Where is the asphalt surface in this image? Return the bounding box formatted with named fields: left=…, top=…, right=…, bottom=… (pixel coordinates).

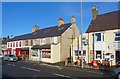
left=2, top=60, right=115, bottom=79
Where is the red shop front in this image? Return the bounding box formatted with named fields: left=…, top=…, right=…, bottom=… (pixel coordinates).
left=16, top=48, right=22, bottom=56
left=7, top=48, right=12, bottom=54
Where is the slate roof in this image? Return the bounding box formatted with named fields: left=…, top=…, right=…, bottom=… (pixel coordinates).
left=2, top=39, right=10, bottom=44
left=86, top=10, right=120, bottom=33
left=9, top=23, right=72, bottom=42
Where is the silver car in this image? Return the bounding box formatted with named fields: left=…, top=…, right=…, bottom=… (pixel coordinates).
left=3, top=54, right=18, bottom=61
left=113, top=61, right=120, bottom=79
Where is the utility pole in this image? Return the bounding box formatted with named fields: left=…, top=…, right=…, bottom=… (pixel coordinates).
left=80, top=0, right=84, bottom=69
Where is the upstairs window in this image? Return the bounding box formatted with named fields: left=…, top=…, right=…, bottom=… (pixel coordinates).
left=8, top=43, right=9, bottom=47
left=25, top=40, right=28, bottom=46
left=115, top=32, right=120, bottom=41
left=51, top=37, right=57, bottom=44
left=31, top=40, right=33, bottom=46
left=16, top=42, right=18, bottom=47
left=40, top=38, right=45, bottom=44
left=11, top=43, right=12, bottom=47
left=95, top=33, right=101, bottom=41
left=19, top=41, right=21, bottom=47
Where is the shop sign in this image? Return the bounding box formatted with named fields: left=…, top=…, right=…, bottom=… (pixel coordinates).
left=42, top=49, right=51, bottom=52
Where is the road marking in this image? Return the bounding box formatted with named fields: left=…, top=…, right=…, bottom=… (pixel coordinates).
left=7, top=64, right=11, bottom=65
left=26, top=67, right=40, bottom=72
left=7, top=64, right=15, bottom=66
left=21, top=66, right=26, bottom=69
left=53, top=73, right=76, bottom=78
left=12, top=64, right=15, bottom=66
left=21, top=66, right=40, bottom=72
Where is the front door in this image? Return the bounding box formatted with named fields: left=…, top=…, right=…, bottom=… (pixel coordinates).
left=116, top=51, right=120, bottom=63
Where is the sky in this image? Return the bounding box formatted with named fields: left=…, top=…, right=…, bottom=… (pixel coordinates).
left=2, top=2, right=119, bottom=37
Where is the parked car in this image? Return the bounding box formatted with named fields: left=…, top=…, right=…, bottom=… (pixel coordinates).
left=113, top=61, right=120, bottom=79
left=3, top=54, right=18, bottom=62
left=0, top=54, right=4, bottom=59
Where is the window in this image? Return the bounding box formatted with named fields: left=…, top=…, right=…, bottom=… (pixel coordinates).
left=42, top=52, right=51, bottom=58
left=31, top=40, right=33, bottom=46
left=16, top=42, right=18, bottom=47
left=115, top=32, right=120, bottom=41
left=96, top=51, right=102, bottom=59
left=32, top=49, right=38, bottom=57
left=40, top=38, right=45, bottom=44
left=25, top=40, right=28, bottom=46
left=8, top=43, right=9, bottom=47
left=19, top=41, right=21, bottom=47
left=95, top=33, right=101, bottom=41
left=11, top=43, right=12, bottom=47
left=51, top=37, right=57, bottom=44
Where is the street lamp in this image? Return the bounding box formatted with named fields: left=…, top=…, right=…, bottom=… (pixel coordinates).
left=80, top=0, right=84, bottom=69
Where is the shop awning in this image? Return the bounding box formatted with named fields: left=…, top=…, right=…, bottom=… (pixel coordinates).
left=31, top=44, right=51, bottom=49
left=20, top=47, right=29, bottom=51
left=31, top=45, right=41, bottom=49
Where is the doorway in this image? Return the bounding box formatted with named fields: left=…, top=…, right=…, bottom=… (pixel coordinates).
left=116, top=51, right=120, bottom=63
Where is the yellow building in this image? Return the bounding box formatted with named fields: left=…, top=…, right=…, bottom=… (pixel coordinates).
left=72, top=5, right=120, bottom=66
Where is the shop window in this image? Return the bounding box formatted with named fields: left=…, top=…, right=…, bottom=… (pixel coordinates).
left=75, top=50, right=86, bottom=56
left=32, top=49, right=38, bottom=57
left=96, top=51, right=102, bottom=59
left=115, top=32, right=120, bottom=41
left=42, top=52, right=51, bottom=58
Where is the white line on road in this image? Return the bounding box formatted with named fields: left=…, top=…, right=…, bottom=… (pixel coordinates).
left=21, top=66, right=26, bottom=69
left=53, top=73, right=77, bottom=79
left=26, top=67, right=40, bottom=72
left=21, top=66, right=40, bottom=72
left=7, top=64, right=15, bottom=66
left=7, top=64, right=12, bottom=65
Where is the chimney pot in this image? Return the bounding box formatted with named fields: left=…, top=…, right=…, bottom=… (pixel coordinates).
left=58, top=18, right=64, bottom=27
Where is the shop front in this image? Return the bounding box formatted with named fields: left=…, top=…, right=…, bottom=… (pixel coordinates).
left=7, top=48, right=12, bottom=54
left=31, top=44, right=51, bottom=62
left=15, top=48, right=22, bottom=56
left=20, top=47, right=29, bottom=60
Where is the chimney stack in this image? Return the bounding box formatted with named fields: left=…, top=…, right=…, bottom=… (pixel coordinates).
left=92, top=5, right=98, bottom=20
left=58, top=18, right=64, bottom=27
left=32, top=25, right=39, bottom=32
left=71, top=16, right=76, bottom=24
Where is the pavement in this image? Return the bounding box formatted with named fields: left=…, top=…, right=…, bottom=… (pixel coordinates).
left=22, top=60, right=114, bottom=76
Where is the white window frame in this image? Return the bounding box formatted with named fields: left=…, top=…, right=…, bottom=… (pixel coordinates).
left=51, top=37, right=57, bottom=44
left=114, top=32, right=120, bottom=42
left=40, top=38, right=45, bottom=44
left=94, top=32, right=104, bottom=42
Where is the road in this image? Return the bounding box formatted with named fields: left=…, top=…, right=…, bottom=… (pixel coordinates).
left=2, top=60, right=114, bottom=79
